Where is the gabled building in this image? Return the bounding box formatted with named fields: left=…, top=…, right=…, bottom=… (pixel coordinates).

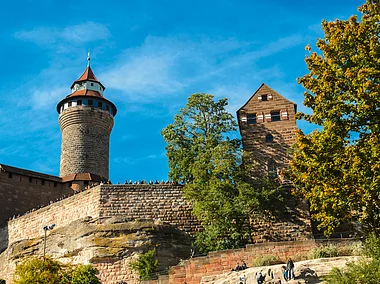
left=237, top=83, right=297, bottom=180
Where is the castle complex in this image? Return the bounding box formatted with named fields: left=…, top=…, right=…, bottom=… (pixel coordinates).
left=0, top=59, right=312, bottom=283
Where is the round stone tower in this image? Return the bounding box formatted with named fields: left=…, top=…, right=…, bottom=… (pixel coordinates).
left=57, top=56, right=117, bottom=181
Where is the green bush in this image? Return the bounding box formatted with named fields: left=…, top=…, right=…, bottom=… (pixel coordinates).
left=13, top=257, right=100, bottom=284
left=71, top=265, right=101, bottom=284
left=0, top=279, right=5, bottom=284
left=326, top=234, right=380, bottom=284
left=308, top=244, right=339, bottom=259
left=130, top=249, right=158, bottom=280
left=252, top=255, right=282, bottom=267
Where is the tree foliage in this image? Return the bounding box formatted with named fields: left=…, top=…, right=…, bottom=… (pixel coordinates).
left=129, top=249, right=158, bottom=280
left=290, top=0, right=380, bottom=236
left=13, top=257, right=100, bottom=284
left=162, top=93, right=284, bottom=252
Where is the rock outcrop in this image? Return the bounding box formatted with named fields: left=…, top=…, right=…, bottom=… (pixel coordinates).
left=0, top=217, right=192, bottom=283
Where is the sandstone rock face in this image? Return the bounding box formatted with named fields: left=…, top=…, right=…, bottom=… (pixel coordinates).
left=0, top=217, right=192, bottom=284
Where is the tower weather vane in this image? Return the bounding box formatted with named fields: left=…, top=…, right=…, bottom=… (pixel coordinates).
left=87, top=50, right=91, bottom=67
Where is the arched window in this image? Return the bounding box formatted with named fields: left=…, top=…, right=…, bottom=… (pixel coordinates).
left=265, top=134, right=274, bottom=143
left=268, top=160, right=277, bottom=179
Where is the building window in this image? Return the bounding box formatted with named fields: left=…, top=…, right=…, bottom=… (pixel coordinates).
left=91, top=83, right=94, bottom=86
left=271, top=111, right=281, bottom=122
left=29, top=177, right=33, bottom=182
left=88, top=100, right=93, bottom=106
left=8, top=172, right=12, bottom=178
left=77, top=100, right=82, bottom=105
left=41, top=180, right=45, bottom=185
left=68, top=101, right=72, bottom=107
left=106, top=105, right=109, bottom=111
left=247, top=113, right=256, bottom=124
left=268, top=160, right=277, bottom=179
left=98, top=101, right=103, bottom=108
left=53, top=182, right=57, bottom=187
left=266, top=134, right=274, bottom=143
left=261, top=94, right=268, bottom=101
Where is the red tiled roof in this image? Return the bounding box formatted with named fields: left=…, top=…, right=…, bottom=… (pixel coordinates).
left=78, top=66, right=98, bottom=82
left=66, top=89, right=103, bottom=99
left=61, top=173, right=105, bottom=183
left=70, top=66, right=105, bottom=90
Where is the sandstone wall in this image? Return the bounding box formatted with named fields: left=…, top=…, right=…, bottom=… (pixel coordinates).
left=166, top=240, right=353, bottom=284
left=0, top=225, right=7, bottom=253
left=59, top=106, right=114, bottom=179
left=98, top=185, right=201, bottom=234
left=8, top=187, right=101, bottom=244
left=0, top=168, right=72, bottom=227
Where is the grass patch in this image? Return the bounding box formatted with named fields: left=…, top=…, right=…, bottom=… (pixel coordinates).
left=252, top=254, right=283, bottom=267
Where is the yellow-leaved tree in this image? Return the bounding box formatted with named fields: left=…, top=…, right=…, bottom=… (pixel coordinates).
left=290, top=0, right=380, bottom=236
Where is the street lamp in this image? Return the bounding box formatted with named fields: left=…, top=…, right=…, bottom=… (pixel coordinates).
left=43, top=223, right=55, bottom=258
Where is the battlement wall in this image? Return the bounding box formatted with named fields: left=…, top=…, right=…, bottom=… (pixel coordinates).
left=0, top=168, right=72, bottom=227
left=7, top=184, right=201, bottom=245
left=98, top=184, right=200, bottom=233
left=8, top=187, right=101, bottom=244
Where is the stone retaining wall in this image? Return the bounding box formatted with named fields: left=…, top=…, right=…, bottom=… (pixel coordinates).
left=8, top=187, right=101, bottom=244
left=98, top=185, right=201, bottom=233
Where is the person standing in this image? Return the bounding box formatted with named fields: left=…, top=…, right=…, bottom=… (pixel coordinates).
left=286, top=258, right=295, bottom=280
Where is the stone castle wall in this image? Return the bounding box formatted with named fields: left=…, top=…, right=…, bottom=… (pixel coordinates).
left=98, top=185, right=200, bottom=233
left=59, top=106, right=114, bottom=179
left=8, top=187, right=101, bottom=245
left=0, top=168, right=72, bottom=227
left=6, top=184, right=200, bottom=246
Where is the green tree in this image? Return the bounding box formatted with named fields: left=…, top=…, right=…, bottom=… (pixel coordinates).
left=290, top=0, right=380, bottom=235
left=71, top=265, right=101, bottom=284
left=162, top=93, right=283, bottom=252
left=129, top=249, right=158, bottom=280
left=13, top=257, right=100, bottom=284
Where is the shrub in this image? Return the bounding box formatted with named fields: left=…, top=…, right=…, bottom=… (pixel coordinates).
left=252, top=255, right=282, bottom=267
left=308, top=244, right=339, bottom=259
left=71, top=265, right=101, bottom=284
left=0, top=279, right=5, bottom=284
left=130, top=249, right=158, bottom=280
left=326, top=234, right=380, bottom=284
left=13, top=257, right=100, bottom=284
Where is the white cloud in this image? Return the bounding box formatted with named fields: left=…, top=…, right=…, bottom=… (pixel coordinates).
left=14, top=22, right=111, bottom=47
left=31, top=87, right=67, bottom=110
left=100, top=34, right=304, bottom=102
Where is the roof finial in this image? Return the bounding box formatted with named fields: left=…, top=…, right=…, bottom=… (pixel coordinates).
left=87, top=50, right=91, bottom=67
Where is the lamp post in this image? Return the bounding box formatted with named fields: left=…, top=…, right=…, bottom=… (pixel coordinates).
left=43, top=223, right=55, bottom=258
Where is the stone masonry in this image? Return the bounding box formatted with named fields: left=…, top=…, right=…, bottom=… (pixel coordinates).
left=6, top=184, right=200, bottom=246
left=59, top=106, right=114, bottom=179
left=0, top=164, right=73, bottom=228
left=237, top=83, right=297, bottom=178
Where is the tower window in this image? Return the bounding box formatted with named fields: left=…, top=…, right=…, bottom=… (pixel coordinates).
left=91, top=83, right=94, bottom=86
left=106, top=105, right=109, bottom=111
left=98, top=102, right=103, bottom=108
left=77, top=100, right=82, bottom=105
left=271, top=111, right=281, bottom=122
left=266, top=134, right=274, bottom=143
left=68, top=102, right=72, bottom=107
left=268, top=160, right=277, bottom=179
left=88, top=100, right=93, bottom=106
left=247, top=113, right=256, bottom=124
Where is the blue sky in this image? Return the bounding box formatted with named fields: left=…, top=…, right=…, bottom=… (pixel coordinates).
left=0, top=0, right=362, bottom=183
